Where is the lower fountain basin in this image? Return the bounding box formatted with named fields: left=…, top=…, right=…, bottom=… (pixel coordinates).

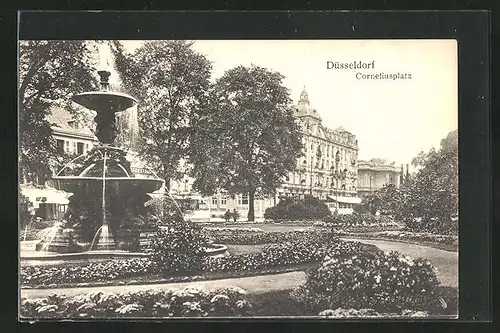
left=20, top=241, right=229, bottom=264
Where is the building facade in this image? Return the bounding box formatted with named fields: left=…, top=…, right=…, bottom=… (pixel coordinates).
left=357, top=158, right=401, bottom=198
left=47, top=106, right=98, bottom=159
left=20, top=107, right=98, bottom=221
left=276, top=88, right=361, bottom=214
left=169, top=161, right=274, bottom=222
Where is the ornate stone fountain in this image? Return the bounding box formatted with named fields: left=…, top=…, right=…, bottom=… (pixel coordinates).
left=34, top=67, right=164, bottom=254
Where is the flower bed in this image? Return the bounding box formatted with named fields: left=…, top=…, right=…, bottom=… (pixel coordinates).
left=291, top=248, right=441, bottom=313
left=20, top=239, right=373, bottom=288
left=335, top=230, right=458, bottom=246
left=318, top=308, right=429, bottom=318
left=20, top=287, right=253, bottom=318
left=21, top=258, right=156, bottom=286
left=205, top=228, right=336, bottom=245
left=205, top=227, right=264, bottom=233
left=245, top=286, right=457, bottom=317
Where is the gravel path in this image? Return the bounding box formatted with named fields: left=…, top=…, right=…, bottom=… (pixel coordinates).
left=20, top=271, right=307, bottom=299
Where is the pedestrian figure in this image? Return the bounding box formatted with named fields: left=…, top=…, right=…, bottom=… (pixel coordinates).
left=233, top=208, right=238, bottom=223
left=224, top=209, right=231, bottom=223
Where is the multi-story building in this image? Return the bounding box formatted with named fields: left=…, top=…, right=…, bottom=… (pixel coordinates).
left=274, top=88, right=361, bottom=213
left=169, top=160, right=274, bottom=222
left=357, top=159, right=402, bottom=197
left=47, top=106, right=98, bottom=158
left=20, top=107, right=99, bottom=221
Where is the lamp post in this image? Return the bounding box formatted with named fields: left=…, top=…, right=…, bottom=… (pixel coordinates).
left=335, top=151, right=340, bottom=212
left=330, top=166, right=335, bottom=195
left=309, top=157, right=313, bottom=195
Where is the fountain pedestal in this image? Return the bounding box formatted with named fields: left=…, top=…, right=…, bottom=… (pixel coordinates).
left=90, top=224, right=116, bottom=251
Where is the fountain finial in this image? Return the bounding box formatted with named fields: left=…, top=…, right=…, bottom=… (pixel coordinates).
left=97, top=70, right=111, bottom=91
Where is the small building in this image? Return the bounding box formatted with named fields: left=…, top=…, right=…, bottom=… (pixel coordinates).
left=357, top=159, right=401, bottom=198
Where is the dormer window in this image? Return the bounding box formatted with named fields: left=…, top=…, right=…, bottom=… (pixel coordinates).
left=68, top=120, right=79, bottom=129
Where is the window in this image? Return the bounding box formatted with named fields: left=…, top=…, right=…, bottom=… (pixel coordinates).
left=77, top=142, right=84, bottom=155
left=72, top=142, right=76, bottom=153
left=56, top=140, right=64, bottom=153
left=242, top=195, right=249, bottom=205
left=65, top=141, right=70, bottom=153
left=68, top=120, right=79, bottom=129
left=85, top=143, right=89, bottom=151
left=184, top=179, right=189, bottom=191
left=221, top=197, right=227, bottom=206
left=212, top=197, right=218, bottom=206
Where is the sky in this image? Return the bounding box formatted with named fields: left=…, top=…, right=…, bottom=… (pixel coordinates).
left=114, top=40, right=457, bottom=167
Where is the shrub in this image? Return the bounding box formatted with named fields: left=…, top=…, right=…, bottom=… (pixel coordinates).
left=291, top=249, right=440, bottom=313
left=147, top=216, right=209, bottom=276
left=20, top=287, right=253, bottom=318
left=264, top=195, right=331, bottom=221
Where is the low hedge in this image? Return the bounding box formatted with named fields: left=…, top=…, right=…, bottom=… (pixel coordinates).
left=20, top=287, right=253, bottom=318
left=264, top=196, right=331, bottom=221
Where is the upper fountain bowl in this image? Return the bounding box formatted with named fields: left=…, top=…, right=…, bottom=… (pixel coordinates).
left=72, top=91, right=138, bottom=113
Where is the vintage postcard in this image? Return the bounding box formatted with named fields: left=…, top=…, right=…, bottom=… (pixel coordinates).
left=19, top=39, right=458, bottom=320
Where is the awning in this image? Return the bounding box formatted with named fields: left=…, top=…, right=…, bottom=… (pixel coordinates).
left=20, top=185, right=70, bottom=205
left=326, top=195, right=362, bottom=204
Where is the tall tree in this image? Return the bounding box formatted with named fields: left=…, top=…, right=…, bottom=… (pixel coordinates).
left=383, top=129, right=458, bottom=234
left=19, top=40, right=99, bottom=184
left=190, top=65, right=304, bottom=221
left=110, top=40, right=212, bottom=189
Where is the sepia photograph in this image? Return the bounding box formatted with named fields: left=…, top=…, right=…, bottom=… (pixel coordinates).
left=18, top=39, right=458, bottom=320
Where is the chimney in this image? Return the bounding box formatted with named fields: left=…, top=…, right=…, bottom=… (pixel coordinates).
left=406, top=164, right=410, bottom=179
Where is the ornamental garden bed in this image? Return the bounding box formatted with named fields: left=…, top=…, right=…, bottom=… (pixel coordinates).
left=204, top=228, right=335, bottom=245
left=21, top=261, right=314, bottom=290
left=247, top=286, right=458, bottom=318
left=20, top=234, right=456, bottom=318
left=335, top=230, right=458, bottom=252
left=20, top=239, right=378, bottom=289
left=20, top=283, right=458, bottom=318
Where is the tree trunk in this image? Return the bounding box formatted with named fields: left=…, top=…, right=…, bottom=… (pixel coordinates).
left=247, top=189, right=255, bottom=222
left=164, top=177, right=171, bottom=191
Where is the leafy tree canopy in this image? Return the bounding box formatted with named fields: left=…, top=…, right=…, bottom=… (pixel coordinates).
left=110, top=40, right=212, bottom=188
left=19, top=40, right=99, bottom=184
left=189, top=65, right=304, bottom=221
left=384, top=130, right=458, bottom=234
